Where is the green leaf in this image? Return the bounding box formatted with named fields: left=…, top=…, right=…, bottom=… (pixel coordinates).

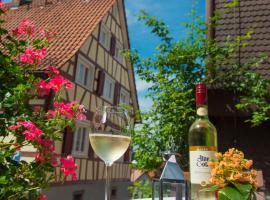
left=231, top=182, right=252, bottom=195
left=218, top=186, right=249, bottom=200
left=201, top=185, right=220, bottom=192
left=0, top=176, right=8, bottom=185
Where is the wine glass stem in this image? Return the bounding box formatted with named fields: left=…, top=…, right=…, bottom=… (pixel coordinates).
left=105, top=163, right=111, bottom=200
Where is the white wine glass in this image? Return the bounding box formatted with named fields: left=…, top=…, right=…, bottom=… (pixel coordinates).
left=89, top=106, right=132, bottom=200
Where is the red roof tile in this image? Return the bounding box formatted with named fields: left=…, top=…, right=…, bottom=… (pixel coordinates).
left=3, top=0, right=115, bottom=68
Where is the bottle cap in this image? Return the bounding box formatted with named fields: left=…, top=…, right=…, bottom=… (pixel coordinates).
left=196, top=83, right=207, bottom=107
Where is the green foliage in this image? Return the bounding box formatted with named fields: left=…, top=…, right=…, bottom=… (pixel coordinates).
left=126, top=7, right=270, bottom=171
left=129, top=180, right=152, bottom=199
left=218, top=182, right=255, bottom=200
left=0, top=11, right=77, bottom=199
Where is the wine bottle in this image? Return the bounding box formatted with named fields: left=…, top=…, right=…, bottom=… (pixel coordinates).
left=189, top=83, right=217, bottom=200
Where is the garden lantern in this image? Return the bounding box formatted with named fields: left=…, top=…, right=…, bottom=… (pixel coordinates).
left=152, top=154, right=188, bottom=200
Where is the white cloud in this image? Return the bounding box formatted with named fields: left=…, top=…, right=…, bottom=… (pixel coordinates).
left=138, top=96, right=153, bottom=111
left=136, top=78, right=153, bottom=92
left=126, top=9, right=138, bottom=26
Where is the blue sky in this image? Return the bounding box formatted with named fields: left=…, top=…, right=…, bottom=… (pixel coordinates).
left=125, top=0, right=206, bottom=110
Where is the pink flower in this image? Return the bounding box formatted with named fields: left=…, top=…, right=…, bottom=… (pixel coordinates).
left=46, top=66, right=60, bottom=77
left=37, top=80, right=51, bottom=97
left=0, top=2, right=8, bottom=13
left=8, top=124, right=21, bottom=131
left=12, top=19, right=35, bottom=37
left=65, top=79, right=73, bottom=89
left=47, top=101, right=86, bottom=120
left=19, top=47, right=46, bottom=65
left=48, top=75, right=66, bottom=92
left=35, top=138, right=58, bottom=166
left=9, top=121, right=43, bottom=141
left=37, top=194, right=48, bottom=200
left=60, top=155, right=78, bottom=180
left=38, top=28, right=56, bottom=43
left=76, top=104, right=86, bottom=120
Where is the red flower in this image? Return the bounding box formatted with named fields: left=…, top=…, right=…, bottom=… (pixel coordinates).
left=9, top=121, right=43, bottom=141
left=37, top=74, right=73, bottom=96
left=46, top=66, right=60, bottom=77
left=60, top=155, right=78, bottom=180
left=47, top=101, right=86, bottom=120
left=0, top=2, right=8, bottom=13
left=12, top=19, right=35, bottom=37
left=37, top=194, right=48, bottom=200
left=37, top=80, right=51, bottom=97
left=35, top=138, right=58, bottom=166
left=49, top=75, right=66, bottom=92
left=38, top=27, right=56, bottom=43
left=19, top=47, right=46, bottom=65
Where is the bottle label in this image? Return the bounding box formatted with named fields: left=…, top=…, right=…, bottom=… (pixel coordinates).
left=189, top=146, right=217, bottom=185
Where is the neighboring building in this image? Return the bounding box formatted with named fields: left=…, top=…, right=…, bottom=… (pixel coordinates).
left=4, top=0, right=139, bottom=199
left=206, top=0, right=270, bottom=195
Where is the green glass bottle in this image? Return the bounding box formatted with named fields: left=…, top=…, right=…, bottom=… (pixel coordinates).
left=189, top=83, right=217, bottom=200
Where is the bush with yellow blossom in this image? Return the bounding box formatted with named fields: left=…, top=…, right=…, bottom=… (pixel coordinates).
left=203, top=148, right=257, bottom=200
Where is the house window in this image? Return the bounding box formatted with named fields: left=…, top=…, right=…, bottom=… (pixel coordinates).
left=99, top=24, right=111, bottom=50
left=75, top=55, right=95, bottom=90
left=114, top=41, right=123, bottom=63
left=72, top=122, right=90, bottom=157
left=102, top=74, right=115, bottom=103
left=119, top=88, right=130, bottom=105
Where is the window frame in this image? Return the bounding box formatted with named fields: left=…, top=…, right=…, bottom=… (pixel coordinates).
left=102, top=74, right=115, bottom=103
left=119, top=87, right=130, bottom=105
left=114, top=41, right=123, bottom=63
left=99, top=23, right=111, bottom=50
left=75, top=54, right=95, bottom=91
left=72, top=121, right=90, bottom=158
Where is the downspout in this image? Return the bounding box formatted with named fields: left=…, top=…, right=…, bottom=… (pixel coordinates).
left=206, top=0, right=215, bottom=39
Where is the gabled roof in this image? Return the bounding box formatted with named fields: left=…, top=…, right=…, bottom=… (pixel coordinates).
left=3, top=0, right=115, bottom=68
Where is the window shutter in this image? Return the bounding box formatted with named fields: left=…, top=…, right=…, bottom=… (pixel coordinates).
left=88, top=145, right=94, bottom=159
left=110, top=34, right=116, bottom=56
left=113, top=82, right=120, bottom=105
left=123, top=146, right=131, bottom=162
left=62, top=126, right=74, bottom=156
left=97, top=70, right=105, bottom=96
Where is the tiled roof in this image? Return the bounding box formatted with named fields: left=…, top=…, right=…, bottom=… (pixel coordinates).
left=3, top=0, right=115, bottom=68
left=214, top=0, right=270, bottom=78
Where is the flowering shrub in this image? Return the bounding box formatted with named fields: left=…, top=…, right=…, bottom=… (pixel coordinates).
left=0, top=5, right=86, bottom=199
left=204, top=148, right=257, bottom=200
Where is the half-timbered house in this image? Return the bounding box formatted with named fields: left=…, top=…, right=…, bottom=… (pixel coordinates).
left=4, top=0, right=139, bottom=199
left=206, top=0, right=270, bottom=195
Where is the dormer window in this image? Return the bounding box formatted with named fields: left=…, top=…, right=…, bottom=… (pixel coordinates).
left=114, top=41, right=123, bottom=63
left=119, top=88, right=130, bottom=105
left=72, top=121, right=90, bottom=157
left=75, top=54, right=95, bottom=90
left=99, top=24, right=111, bottom=50
left=102, top=74, right=115, bottom=103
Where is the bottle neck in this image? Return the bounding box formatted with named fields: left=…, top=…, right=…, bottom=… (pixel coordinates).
left=196, top=105, right=209, bottom=119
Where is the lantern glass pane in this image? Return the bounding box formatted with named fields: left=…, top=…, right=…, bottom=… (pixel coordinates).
left=153, top=181, right=160, bottom=200
left=162, top=182, right=183, bottom=200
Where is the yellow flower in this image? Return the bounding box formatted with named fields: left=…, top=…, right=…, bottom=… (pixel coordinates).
left=245, top=160, right=253, bottom=169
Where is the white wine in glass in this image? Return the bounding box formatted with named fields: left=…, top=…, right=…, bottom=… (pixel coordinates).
left=89, top=106, right=132, bottom=200
left=89, top=133, right=131, bottom=166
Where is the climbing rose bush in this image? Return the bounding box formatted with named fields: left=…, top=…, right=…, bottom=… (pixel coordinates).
left=0, top=5, right=85, bottom=199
